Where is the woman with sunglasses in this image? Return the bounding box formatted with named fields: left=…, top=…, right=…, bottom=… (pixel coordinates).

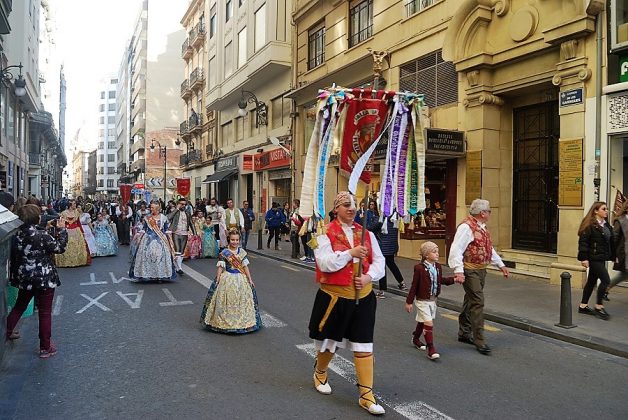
left=577, top=201, right=615, bottom=320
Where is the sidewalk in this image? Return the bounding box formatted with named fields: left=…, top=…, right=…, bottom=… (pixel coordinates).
left=247, top=233, right=628, bottom=358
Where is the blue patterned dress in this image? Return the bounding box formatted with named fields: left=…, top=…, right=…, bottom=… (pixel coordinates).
left=129, top=214, right=177, bottom=282
left=200, top=248, right=262, bottom=334
left=93, top=220, right=118, bottom=257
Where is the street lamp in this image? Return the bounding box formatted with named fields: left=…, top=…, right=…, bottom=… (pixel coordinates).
left=238, top=90, right=267, bottom=128
left=150, top=139, right=168, bottom=204
left=1, top=61, right=27, bottom=98
left=175, top=131, right=195, bottom=165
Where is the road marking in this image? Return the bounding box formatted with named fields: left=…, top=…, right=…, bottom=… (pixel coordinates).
left=260, top=311, right=287, bottom=327
left=109, top=272, right=132, bottom=284
left=280, top=264, right=300, bottom=272
left=76, top=292, right=111, bottom=313
left=80, top=273, right=108, bottom=286
left=116, top=290, right=144, bottom=309
left=182, top=265, right=212, bottom=288
left=296, top=343, right=454, bottom=420
left=440, top=313, right=501, bottom=332
left=159, top=288, right=193, bottom=306
left=52, top=295, right=63, bottom=316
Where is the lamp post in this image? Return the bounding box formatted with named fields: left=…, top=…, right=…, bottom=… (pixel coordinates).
left=175, top=132, right=195, bottom=165
left=238, top=90, right=268, bottom=128
left=150, top=139, right=168, bottom=204
left=1, top=61, right=27, bottom=104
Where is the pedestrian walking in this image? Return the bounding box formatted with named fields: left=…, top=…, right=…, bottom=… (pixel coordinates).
left=7, top=204, right=68, bottom=358
left=290, top=199, right=305, bottom=258
left=374, top=214, right=407, bottom=298
left=577, top=201, right=614, bottom=320
left=205, top=197, right=226, bottom=245
left=448, top=199, right=509, bottom=355
left=55, top=199, right=91, bottom=267
left=200, top=229, right=262, bottom=334
left=79, top=204, right=96, bottom=257
left=607, top=199, right=628, bottom=299
left=185, top=210, right=204, bottom=260
left=167, top=198, right=196, bottom=274
left=93, top=212, right=118, bottom=257
left=308, top=191, right=386, bottom=415
left=281, top=201, right=291, bottom=242
left=265, top=202, right=285, bottom=250
left=201, top=215, right=219, bottom=258
left=240, top=200, right=255, bottom=249
left=405, top=241, right=461, bottom=360
left=116, top=201, right=133, bottom=245
left=224, top=198, right=244, bottom=233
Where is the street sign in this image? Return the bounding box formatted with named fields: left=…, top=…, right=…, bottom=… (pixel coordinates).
left=620, top=55, right=628, bottom=83
left=559, top=88, right=583, bottom=107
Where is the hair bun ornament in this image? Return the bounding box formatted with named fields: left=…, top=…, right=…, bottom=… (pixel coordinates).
left=228, top=227, right=240, bottom=234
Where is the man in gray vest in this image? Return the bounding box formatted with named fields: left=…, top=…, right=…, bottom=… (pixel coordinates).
left=167, top=197, right=195, bottom=274
left=224, top=198, right=244, bottom=234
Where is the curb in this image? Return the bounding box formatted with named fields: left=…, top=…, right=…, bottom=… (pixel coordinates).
left=247, top=248, right=628, bottom=359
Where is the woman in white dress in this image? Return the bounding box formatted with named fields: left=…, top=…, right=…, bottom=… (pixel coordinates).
left=78, top=205, right=96, bottom=257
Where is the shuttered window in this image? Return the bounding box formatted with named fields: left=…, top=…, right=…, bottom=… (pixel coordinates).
left=399, top=50, right=458, bottom=108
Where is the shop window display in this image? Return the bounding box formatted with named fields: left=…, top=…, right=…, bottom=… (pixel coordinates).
left=401, top=164, right=447, bottom=239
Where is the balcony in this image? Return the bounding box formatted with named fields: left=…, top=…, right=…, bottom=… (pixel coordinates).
left=192, top=22, right=206, bottom=48
left=181, top=79, right=192, bottom=99
left=130, top=158, right=145, bottom=174
left=130, top=138, right=145, bottom=156
left=180, top=120, right=191, bottom=140
left=190, top=67, right=204, bottom=91
left=189, top=27, right=197, bottom=45
left=28, top=153, right=41, bottom=167
left=181, top=38, right=193, bottom=60
left=188, top=114, right=203, bottom=134
left=180, top=149, right=203, bottom=167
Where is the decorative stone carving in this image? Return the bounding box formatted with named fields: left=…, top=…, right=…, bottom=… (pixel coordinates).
left=585, top=0, right=605, bottom=16
left=368, top=49, right=389, bottom=78
left=466, top=70, right=480, bottom=87
left=560, top=40, right=578, bottom=61
left=509, top=6, right=539, bottom=42
left=464, top=92, right=504, bottom=107
left=494, top=0, right=510, bottom=16
left=551, top=67, right=592, bottom=86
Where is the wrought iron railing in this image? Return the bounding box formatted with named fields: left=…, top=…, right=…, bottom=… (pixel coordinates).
left=180, top=79, right=189, bottom=96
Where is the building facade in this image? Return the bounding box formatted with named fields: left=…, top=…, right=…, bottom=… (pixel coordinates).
left=96, top=77, right=119, bottom=198
left=290, top=0, right=605, bottom=286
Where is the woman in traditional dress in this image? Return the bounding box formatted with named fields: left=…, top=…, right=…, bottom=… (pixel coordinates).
left=184, top=210, right=204, bottom=259
left=200, top=229, right=261, bottom=333
left=55, top=200, right=91, bottom=267
left=79, top=205, right=96, bottom=257
left=93, top=213, right=118, bottom=257
left=129, top=202, right=176, bottom=282
left=201, top=215, right=219, bottom=258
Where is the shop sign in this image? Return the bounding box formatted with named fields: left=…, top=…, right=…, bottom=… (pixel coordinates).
left=215, top=155, right=238, bottom=172
left=608, top=92, right=628, bottom=133
left=620, top=55, right=628, bottom=82
left=268, top=169, right=292, bottom=180
left=426, top=129, right=465, bottom=156
left=254, top=147, right=290, bottom=171
left=242, top=154, right=254, bottom=171
left=559, top=88, right=583, bottom=107
left=558, top=138, right=583, bottom=207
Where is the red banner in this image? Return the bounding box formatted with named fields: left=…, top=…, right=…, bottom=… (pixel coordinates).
left=119, top=184, right=132, bottom=203
left=339, top=91, right=389, bottom=184
left=176, top=178, right=191, bottom=197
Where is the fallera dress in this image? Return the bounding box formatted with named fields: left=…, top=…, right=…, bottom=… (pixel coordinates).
left=200, top=248, right=261, bottom=334
left=129, top=214, right=177, bottom=282
left=93, top=220, right=118, bottom=257
left=55, top=209, right=91, bottom=267
left=80, top=213, right=97, bottom=256
left=201, top=223, right=219, bottom=258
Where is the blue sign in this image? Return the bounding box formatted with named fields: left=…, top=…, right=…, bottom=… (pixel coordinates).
left=559, top=88, right=583, bottom=107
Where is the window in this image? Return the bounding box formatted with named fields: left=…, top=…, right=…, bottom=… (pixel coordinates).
left=98, top=180, right=104, bottom=188
left=108, top=166, right=115, bottom=175
left=98, top=142, right=104, bottom=149
left=308, top=23, right=325, bottom=70
left=108, top=116, right=115, bottom=124
left=108, top=142, right=116, bottom=149
left=399, top=50, right=458, bottom=108
left=271, top=97, right=290, bottom=129
left=108, top=91, right=116, bottom=99
left=98, top=167, right=104, bottom=175
left=209, top=56, right=217, bottom=88
left=236, top=117, right=244, bottom=141
left=238, top=27, right=247, bottom=68
left=611, top=0, right=628, bottom=51
left=99, top=104, right=105, bottom=112
left=100, top=91, right=105, bottom=99
left=99, top=116, right=105, bottom=124
left=99, top=155, right=104, bottom=163
left=254, top=4, right=266, bottom=52
left=405, top=0, right=439, bottom=17
left=226, top=0, right=233, bottom=22
left=349, top=0, right=373, bottom=48
left=99, top=129, right=105, bottom=137
left=210, top=5, right=216, bottom=38
left=221, top=121, right=232, bottom=147
left=108, top=103, right=115, bottom=111
left=111, top=78, right=118, bottom=84
left=224, top=42, right=233, bottom=77
left=108, top=154, right=115, bottom=162
left=107, top=179, right=114, bottom=188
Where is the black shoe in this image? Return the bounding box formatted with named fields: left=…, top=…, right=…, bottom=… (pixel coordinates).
left=176, top=269, right=184, bottom=275
left=594, top=308, right=610, bottom=320
left=602, top=292, right=610, bottom=302
left=578, top=306, right=595, bottom=315
left=476, top=344, right=491, bottom=355
left=458, top=336, right=475, bottom=345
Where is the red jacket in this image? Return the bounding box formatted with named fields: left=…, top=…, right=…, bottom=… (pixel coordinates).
left=405, top=261, right=455, bottom=304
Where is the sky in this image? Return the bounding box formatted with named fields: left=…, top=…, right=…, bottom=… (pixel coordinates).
left=52, top=0, right=144, bottom=156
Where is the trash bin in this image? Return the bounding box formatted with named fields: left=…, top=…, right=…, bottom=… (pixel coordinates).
left=0, top=204, right=22, bottom=363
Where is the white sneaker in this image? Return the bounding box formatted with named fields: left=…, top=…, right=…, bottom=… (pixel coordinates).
left=299, top=256, right=307, bottom=261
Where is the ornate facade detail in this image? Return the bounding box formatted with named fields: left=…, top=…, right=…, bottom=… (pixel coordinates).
left=494, top=0, right=510, bottom=17
left=509, top=6, right=538, bottom=42
left=368, top=49, right=389, bottom=78
left=463, top=92, right=504, bottom=107
left=466, top=70, right=480, bottom=87
left=585, top=0, right=605, bottom=16
left=552, top=67, right=592, bottom=86
left=560, top=40, right=579, bottom=61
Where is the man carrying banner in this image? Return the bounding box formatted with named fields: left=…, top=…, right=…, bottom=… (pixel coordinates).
left=308, top=191, right=386, bottom=416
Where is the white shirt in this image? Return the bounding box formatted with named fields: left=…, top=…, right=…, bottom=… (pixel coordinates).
left=314, top=222, right=385, bottom=282
left=447, top=220, right=505, bottom=274
left=224, top=207, right=245, bottom=229
left=205, top=205, right=224, bottom=226
left=116, top=206, right=133, bottom=219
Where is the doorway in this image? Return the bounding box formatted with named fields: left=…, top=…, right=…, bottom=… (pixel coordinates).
left=512, top=101, right=559, bottom=253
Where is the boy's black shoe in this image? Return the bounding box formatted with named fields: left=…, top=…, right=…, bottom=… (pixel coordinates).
left=578, top=306, right=595, bottom=315
left=476, top=344, right=491, bottom=355
left=594, top=308, right=610, bottom=320
left=458, top=335, right=474, bottom=345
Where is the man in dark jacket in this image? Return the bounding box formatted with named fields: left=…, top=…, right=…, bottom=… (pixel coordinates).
left=167, top=197, right=195, bottom=274
left=375, top=215, right=407, bottom=298
left=265, top=202, right=285, bottom=250
left=240, top=200, right=255, bottom=249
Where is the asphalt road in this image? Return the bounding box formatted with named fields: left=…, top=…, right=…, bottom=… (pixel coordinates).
left=1, top=249, right=627, bottom=420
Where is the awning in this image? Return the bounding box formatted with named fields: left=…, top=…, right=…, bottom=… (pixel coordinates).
left=201, top=169, right=238, bottom=184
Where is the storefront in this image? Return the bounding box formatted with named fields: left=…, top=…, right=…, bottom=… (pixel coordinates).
left=202, top=155, right=239, bottom=204
left=253, top=146, right=291, bottom=213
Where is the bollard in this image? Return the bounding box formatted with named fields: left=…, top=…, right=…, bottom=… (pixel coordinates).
left=555, top=271, right=577, bottom=329
left=257, top=226, right=263, bottom=250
